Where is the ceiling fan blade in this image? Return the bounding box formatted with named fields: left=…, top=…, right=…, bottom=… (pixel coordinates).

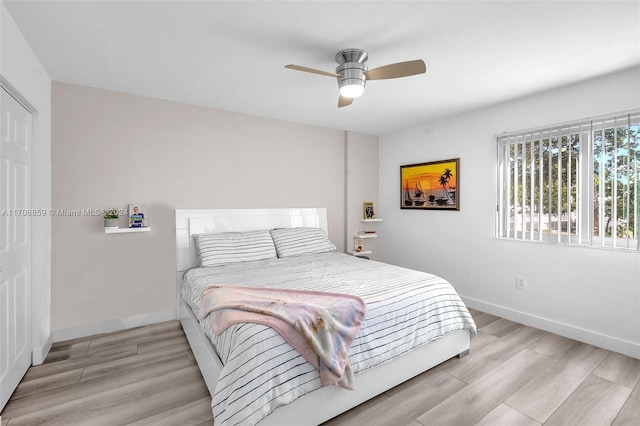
left=338, top=96, right=353, bottom=108
left=285, top=64, right=341, bottom=78
left=365, top=59, right=426, bottom=80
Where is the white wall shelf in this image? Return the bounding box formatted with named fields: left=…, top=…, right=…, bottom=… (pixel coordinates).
left=347, top=250, right=372, bottom=256
left=104, top=227, right=151, bottom=234
left=356, top=217, right=382, bottom=256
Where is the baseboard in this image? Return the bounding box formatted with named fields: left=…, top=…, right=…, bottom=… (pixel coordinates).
left=461, top=296, right=640, bottom=360
left=32, top=334, right=53, bottom=365
left=51, top=309, right=177, bottom=343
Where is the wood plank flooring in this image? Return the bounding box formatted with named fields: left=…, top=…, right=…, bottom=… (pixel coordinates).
left=325, top=309, right=640, bottom=426
left=0, top=320, right=214, bottom=426
left=1, top=309, right=639, bottom=425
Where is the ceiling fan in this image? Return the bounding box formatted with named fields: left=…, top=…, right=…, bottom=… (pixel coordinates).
left=285, top=48, right=426, bottom=108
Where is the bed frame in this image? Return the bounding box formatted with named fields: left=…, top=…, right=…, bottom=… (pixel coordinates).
left=175, top=208, right=471, bottom=425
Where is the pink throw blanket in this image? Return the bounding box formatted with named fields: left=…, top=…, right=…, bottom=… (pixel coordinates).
left=199, top=284, right=366, bottom=390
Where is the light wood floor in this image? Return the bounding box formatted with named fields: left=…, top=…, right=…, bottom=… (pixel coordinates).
left=2, top=309, right=639, bottom=425
left=0, top=320, right=214, bottom=426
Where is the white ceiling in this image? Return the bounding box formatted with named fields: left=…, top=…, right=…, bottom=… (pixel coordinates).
left=4, top=0, right=640, bottom=136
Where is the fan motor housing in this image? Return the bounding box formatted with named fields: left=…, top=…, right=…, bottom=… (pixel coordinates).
left=335, top=48, right=368, bottom=65
left=335, top=49, right=368, bottom=97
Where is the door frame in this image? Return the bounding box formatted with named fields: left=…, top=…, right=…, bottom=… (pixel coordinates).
left=0, top=81, right=35, bottom=411
left=0, top=76, right=52, bottom=368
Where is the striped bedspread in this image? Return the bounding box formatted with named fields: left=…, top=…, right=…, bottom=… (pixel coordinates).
left=182, top=252, right=477, bottom=426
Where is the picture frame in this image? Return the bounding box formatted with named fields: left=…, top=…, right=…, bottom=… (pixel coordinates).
left=354, top=237, right=364, bottom=252
left=363, top=202, right=375, bottom=219
left=129, top=203, right=148, bottom=227
left=400, top=158, right=459, bottom=210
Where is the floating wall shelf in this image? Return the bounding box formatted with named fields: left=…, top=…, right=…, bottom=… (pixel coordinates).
left=356, top=233, right=378, bottom=238
left=347, top=250, right=373, bottom=256
left=104, top=227, right=151, bottom=234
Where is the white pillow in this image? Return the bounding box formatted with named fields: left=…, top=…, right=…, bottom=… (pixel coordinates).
left=194, top=229, right=277, bottom=267
left=269, top=227, right=336, bottom=258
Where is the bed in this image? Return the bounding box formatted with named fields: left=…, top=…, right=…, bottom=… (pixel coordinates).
left=175, top=208, right=476, bottom=425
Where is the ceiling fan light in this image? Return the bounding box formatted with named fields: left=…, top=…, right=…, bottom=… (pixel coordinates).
left=336, top=61, right=367, bottom=99
left=340, top=83, right=365, bottom=98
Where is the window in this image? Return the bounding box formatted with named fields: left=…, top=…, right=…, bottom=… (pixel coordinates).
left=497, top=110, right=639, bottom=251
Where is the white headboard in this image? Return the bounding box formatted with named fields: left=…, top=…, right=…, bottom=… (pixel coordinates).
left=175, top=208, right=328, bottom=273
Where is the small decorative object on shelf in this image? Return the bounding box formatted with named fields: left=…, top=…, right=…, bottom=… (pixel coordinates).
left=363, top=201, right=375, bottom=219
left=354, top=237, right=364, bottom=252
left=103, top=208, right=119, bottom=229
left=129, top=203, right=147, bottom=228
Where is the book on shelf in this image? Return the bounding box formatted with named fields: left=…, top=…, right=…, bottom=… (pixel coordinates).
left=357, top=231, right=377, bottom=237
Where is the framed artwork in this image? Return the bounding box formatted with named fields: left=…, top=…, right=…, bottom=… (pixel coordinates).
left=400, top=158, right=459, bottom=210
left=129, top=203, right=148, bottom=227
left=354, top=237, right=364, bottom=252
left=363, top=202, right=375, bottom=219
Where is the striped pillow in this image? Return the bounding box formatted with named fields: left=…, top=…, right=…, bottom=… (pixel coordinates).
left=270, top=227, right=336, bottom=258
left=194, top=230, right=277, bottom=267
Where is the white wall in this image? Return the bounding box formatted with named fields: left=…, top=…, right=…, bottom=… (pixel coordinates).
left=51, top=82, right=378, bottom=334
left=379, top=66, right=640, bottom=358
left=0, top=2, right=52, bottom=363
left=346, top=131, right=380, bottom=258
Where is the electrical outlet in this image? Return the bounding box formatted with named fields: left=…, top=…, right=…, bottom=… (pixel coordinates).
left=516, top=275, right=527, bottom=290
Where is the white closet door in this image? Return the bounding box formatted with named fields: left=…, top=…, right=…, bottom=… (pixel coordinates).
left=0, top=87, right=32, bottom=410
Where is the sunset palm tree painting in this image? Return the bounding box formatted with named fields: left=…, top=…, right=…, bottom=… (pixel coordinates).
left=400, top=158, right=459, bottom=210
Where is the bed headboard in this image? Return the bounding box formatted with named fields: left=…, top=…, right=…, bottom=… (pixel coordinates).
left=175, top=208, right=328, bottom=273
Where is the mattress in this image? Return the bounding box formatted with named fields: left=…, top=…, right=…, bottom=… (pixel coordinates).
left=182, top=252, right=477, bottom=425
